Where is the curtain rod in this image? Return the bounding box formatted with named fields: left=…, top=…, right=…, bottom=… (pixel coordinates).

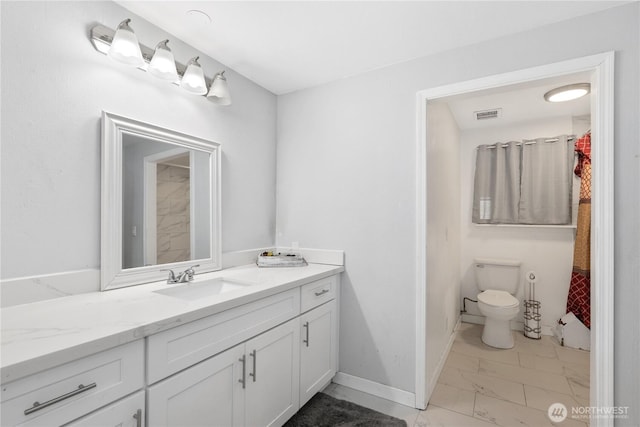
left=478, top=135, right=576, bottom=149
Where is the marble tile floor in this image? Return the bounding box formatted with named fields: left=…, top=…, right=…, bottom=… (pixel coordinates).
left=323, top=322, right=590, bottom=426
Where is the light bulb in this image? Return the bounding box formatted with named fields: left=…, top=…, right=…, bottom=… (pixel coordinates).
left=180, top=57, right=207, bottom=95
left=148, top=40, right=178, bottom=81
left=108, top=19, right=144, bottom=67
left=207, top=71, right=232, bottom=105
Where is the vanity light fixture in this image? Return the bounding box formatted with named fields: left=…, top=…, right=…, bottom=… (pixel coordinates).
left=148, top=40, right=179, bottom=81
left=108, top=19, right=145, bottom=66
left=90, top=19, right=231, bottom=104
left=207, top=71, right=232, bottom=105
left=544, top=83, right=591, bottom=103
left=180, top=57, right=208, bottom=95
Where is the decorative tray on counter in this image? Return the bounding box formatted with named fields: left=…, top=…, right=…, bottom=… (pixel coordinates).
left=257, top=252, right=308, bottom=268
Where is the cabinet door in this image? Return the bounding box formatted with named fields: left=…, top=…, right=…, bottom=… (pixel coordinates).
left=244, top=318, right=300, bottom=427
left=299, top=300, right=337, bottom=406
left=65, top=391, right=145, bottom=427
left=147, top=345, right=245, bottom=427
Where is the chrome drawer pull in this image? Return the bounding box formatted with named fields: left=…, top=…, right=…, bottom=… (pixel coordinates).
left=133, top=408, right=142, bottom=427
left=239, top=355, right=246, bottom=389
left=303, top=321, right=310, bottom=347
left=24, top=383, right=97, bottom=415
left=249, top=350, right=257, bottom=382
left=314, top=289, right=329, bottom=297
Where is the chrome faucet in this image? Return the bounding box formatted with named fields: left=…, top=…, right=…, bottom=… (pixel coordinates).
left=161, top=264, right=200, bottom=284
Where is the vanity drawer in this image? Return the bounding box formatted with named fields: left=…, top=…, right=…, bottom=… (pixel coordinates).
left=300, top=275, right=338, bottom=313
left=65, top=390, right=144, bottom=427
left=1, top=340, right=144, bottom=427
left=147, top=288, right=300, bottom=384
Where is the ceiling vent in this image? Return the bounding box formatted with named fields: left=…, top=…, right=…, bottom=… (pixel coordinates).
left=474, top=108, right=502, bottom=121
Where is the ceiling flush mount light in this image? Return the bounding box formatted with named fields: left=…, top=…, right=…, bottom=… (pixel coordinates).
left=207, top=71, right=232, bottom=105
left=108, top=19, right=144, bottom=66
left=148, top=40, right=179, bottom=81
left=90, top=20, right=231, bottom=104
left=544, top=83, right=591, bottom=102
left=180, top=57, right=208, bottom=95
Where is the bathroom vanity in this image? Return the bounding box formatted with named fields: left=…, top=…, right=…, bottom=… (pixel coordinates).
left=0, top=263, right=342, bottom=426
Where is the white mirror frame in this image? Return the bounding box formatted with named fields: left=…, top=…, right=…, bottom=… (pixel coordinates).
left=101, top=111, right=221, bottom=290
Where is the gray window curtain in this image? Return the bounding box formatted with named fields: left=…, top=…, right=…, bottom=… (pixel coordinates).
left=519, top=136, right=573, bottom=224
left=472, top=141, right=521, bottom=224
left=472, top=135, right=573, bottom=225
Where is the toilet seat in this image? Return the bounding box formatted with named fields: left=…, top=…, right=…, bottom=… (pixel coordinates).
left=477, top=290, right=519, bottom=308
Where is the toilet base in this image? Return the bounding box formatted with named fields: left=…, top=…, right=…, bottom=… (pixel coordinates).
left=482, top=317, right=514, bottom=349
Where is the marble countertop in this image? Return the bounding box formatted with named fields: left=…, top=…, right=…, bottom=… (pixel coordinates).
left=1, top=263, right=343, bottom=384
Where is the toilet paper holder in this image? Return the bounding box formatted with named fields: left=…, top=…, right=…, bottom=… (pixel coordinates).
left=523, top=271, right=541, bottom=340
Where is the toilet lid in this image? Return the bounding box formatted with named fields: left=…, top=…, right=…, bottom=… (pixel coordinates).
left=478, top=290, right=519, bottom=308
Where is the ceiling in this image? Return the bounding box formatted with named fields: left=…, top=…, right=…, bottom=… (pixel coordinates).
left=116, top=1, right=626, bottom=95
left=444, top=71, right=592, bottom=130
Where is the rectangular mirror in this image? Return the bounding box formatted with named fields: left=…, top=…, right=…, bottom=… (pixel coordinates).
left=101, top=112, right=221, bottom=290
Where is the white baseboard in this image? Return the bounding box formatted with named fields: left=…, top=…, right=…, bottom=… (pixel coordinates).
left=332, top=372, right=415, bottom=407
left=426, top=317, right=461, bottom=402
left=0, top=269, right=100, bottom=307
left=461, top=313, right=554, bottom=336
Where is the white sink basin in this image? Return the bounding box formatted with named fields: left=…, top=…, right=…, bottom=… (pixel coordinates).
left=153, top=277, right=254, bottom=301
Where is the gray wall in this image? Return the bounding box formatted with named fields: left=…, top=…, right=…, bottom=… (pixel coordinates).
left=276, top=3, right=639, bottom=421
left=425, top=102, right=461, bottom=388
left=1, top=1, right=277, bottom=279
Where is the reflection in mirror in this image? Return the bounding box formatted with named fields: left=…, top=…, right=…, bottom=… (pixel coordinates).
left=121, top=136, right=211, bottom=268
left=102, top=112, right=221, bottom=290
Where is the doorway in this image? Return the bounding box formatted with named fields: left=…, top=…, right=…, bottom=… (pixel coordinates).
left=414, top=52, right=614, bottom=423
left=143, top=148, right=194, bottom=266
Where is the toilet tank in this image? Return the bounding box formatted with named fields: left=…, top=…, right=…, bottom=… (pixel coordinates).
left=474, top=258, right=521, bottom=294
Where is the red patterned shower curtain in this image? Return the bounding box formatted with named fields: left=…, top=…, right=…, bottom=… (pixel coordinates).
left=566, top=132, right=591, bottom=328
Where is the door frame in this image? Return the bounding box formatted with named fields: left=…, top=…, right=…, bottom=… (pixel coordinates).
left=414, top=52, right=615, bottom=425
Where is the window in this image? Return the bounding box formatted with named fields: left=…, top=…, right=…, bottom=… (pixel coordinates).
left=472, top=135, right=574, bottom=225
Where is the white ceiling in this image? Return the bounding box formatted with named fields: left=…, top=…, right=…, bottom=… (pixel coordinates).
left=444, top=71, right=592, bottom=130
left=116, top=1, right=625, bottom=95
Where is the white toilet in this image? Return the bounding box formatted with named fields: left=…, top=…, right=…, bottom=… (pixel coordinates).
left=474, top=258, right=521, bottom=349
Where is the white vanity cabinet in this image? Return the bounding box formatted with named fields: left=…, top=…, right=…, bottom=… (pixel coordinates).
left=244, top=318, right=300, bottom=426
left=0, top=269, right=341, bottom=427
left=145, top=274, right=339, bottom=427
left=299, top=299, right=338, bottom=406
left=298, top=276, right=338, bottom=406
left=147, top=344, right=245, bottom=426
left=147, top=318, right=300, bottom=427
left=0, top=341, right=144, bottom=427
left=146, top=288, right=301, bottom=385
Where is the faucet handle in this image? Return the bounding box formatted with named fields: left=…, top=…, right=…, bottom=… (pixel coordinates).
left=184, top=264, right=200, bottom=281
left=160, top=268, right=177, bottom=283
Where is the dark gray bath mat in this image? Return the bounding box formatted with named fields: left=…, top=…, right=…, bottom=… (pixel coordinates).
left=284, top=393, right=408, bottom=427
